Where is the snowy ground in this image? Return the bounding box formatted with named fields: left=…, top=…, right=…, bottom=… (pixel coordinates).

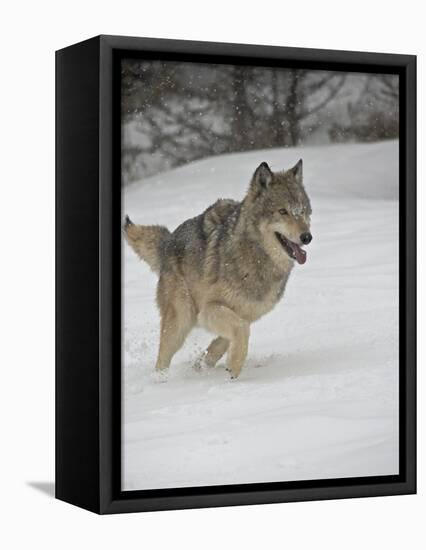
left=122, top=140, right=399, bottom=491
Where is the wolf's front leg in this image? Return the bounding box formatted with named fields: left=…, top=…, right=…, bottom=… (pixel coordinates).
left=206, top=336, right=229, bottom=366
left=196, top=336, right=229, bottom=369
left=199, top=303, right=250, bottom=379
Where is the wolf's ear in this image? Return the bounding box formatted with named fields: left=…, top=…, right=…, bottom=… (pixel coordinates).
left=290, top=159, right=303, bottom=183
left=253, top=162, right=273, bottom=189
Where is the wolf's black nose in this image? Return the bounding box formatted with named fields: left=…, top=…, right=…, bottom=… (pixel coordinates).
left=300, top=232, right=312, bottom=245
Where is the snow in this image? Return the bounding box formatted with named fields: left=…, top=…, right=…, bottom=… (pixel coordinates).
left=122, top=140, right=399, bottom=491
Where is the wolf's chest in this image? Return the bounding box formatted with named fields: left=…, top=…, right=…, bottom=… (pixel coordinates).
left=232, top=270, right=290, bottom=322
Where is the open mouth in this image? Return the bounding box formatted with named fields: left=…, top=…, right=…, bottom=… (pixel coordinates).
left=275, top=232, right=307, bottom=265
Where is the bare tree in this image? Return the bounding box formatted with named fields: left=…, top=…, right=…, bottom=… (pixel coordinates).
left=371, top=74, right=399, bottom=103
left=121, top=60, right=366, bottom=183
left=121, top=60, right=237, bottom=182
left=268, top=69, right=346, bottom=146
left=229, top=65, right=253, bottom=151
left=329, top=74, right=399, bottom=143
left=227, top=68, right=347, bottom=148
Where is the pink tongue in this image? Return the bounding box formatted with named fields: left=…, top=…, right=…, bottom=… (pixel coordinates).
left=291, top=243, right=307, bottom=265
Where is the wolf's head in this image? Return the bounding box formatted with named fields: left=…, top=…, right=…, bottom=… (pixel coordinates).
left=246, top=160, right=312, bottom=266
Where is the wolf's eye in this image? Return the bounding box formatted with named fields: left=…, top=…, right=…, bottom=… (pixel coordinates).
left=279, top=208, right=288, bottom=215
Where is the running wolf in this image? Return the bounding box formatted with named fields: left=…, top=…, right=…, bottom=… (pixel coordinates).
left=124, top=160, right=312, bottom=379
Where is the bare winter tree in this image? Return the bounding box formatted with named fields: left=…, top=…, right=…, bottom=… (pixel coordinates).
left=329, top=74, right=399, bottom=143
left=223, top=67, right=347, bottom=151
left=267, top=69, right=347, bottom=146
left=121, top=59, right=391, bottom=184
left=121, top=60, right=235, bottom=182
left=229, top=65, right=254, bottom=151
left=372, top=74, right=399, bottom=105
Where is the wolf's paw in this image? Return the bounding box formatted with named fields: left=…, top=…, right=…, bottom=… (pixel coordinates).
left=226, top=366, right=241, bottom=380
left=151, top=369, right=169, bottom=383
left=193, top=352, right=210, bottom=371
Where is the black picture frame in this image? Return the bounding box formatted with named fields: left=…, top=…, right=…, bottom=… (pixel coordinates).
left=56, top=35, right=416, bottom=514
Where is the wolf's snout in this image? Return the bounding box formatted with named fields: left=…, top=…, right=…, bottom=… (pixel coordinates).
left=300, top=232, right=312, bottom=245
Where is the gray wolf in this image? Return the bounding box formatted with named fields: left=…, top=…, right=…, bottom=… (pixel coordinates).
left=124, top=160, right=312, bottom=379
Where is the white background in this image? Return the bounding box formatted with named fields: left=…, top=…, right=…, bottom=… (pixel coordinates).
left=0, top=1, right=423, bottom=548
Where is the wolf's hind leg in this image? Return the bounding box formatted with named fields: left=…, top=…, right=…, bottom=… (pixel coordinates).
left=199, top=304, right=249, bottom=379
left=155, top=278, right=196, bottom=372
left=155, top=305, right=194, bottom=372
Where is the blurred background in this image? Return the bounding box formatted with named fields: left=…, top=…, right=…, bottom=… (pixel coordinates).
left=121, top=60, right=399, bottom=185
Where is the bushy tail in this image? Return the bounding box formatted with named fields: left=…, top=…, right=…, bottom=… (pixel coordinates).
left=123, top=215, right=171, bottom=273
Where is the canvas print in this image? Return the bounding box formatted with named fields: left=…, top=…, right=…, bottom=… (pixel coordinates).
left=121, top=59, right=399, bottom=491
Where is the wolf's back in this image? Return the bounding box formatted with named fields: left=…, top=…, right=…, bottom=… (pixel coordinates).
left=124, top=216, right=170, bottom=273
